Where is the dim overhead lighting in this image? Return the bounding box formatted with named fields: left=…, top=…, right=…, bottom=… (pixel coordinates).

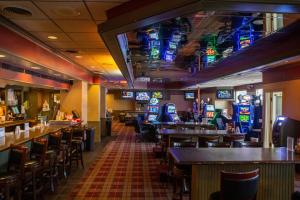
left=75, top=55, right=82, bottom=59
left=53, top=73, right=61, bottom=77
left=47, top=35, right=58, bottom=40
left=0, top=54, right=6, bottom=58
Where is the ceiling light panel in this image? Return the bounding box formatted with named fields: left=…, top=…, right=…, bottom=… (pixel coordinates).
left=35, top=2, right=91, bottom=20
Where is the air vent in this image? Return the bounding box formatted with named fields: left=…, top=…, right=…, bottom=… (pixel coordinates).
left=65, top=50, right=79, bottom=54
left=2, top=6, right=32, bottom=17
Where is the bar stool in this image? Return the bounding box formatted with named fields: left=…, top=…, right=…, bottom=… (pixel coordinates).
left=70, top=127, right=85, bottom=169
left=198, top=135, right=219, bottom=147
left=46, top=132, right=63, bottom=192
left=26, top=139, right=49, bottom=199
left=62, top=127, right=77, bottom=176
left=210, top=169, right=259, bottom=200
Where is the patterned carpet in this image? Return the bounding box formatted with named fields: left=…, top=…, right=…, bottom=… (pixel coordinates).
left=69, top=122, right=173, bottom=200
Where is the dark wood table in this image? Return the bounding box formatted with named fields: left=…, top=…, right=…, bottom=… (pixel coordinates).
left=158, top=128, right=242, bottom=148
left=145, top=121, right=215, bottom=129
left=169, top=147, right=300, bottom=200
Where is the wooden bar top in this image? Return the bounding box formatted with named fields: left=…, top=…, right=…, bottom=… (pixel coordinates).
left=0, top=119, right=36, bottom=128
left=169, top=147, right=300, bottom=165
left=158, top=128, right=235, bottom=136
left=0, top=124, right=72, bottom=152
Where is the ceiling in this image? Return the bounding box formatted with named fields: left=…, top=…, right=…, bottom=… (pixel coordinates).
left=186, top=71, right=262, bottom=89
left=0, top=0, right=128, bottom=80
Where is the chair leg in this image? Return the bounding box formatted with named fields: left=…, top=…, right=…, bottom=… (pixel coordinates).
left=5, top=184, right=10, bottom=200
left=80, top=145, right=84, bottom=169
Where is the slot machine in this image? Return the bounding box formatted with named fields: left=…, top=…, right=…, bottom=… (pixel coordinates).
left=147, top=98, right=159, bottom=122
left=158, top=103, right=180, bottom=122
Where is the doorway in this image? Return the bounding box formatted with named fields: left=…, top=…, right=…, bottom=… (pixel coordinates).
left=264, top=91, right=283, bottom=147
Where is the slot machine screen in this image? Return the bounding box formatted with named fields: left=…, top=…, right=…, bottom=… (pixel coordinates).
left=151, top=91, right=163, bottom=99
left=167, top=105, right=176, bottom=114
left=206, top=112, right=214, bottom=118
left=149, top=106, right=159, bottom=113
left=148, top=114, right=157, bottom=122
left=239, top=106, right=250, bottom=114
left=206, top=105, right=215, bottom=112
left=240, top=114, right=250, bottom=123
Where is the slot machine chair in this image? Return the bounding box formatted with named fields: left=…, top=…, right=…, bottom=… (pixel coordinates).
left=272, top=116, right=300, bottom=147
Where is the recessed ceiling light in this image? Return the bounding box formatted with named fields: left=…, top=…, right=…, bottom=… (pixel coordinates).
left=48, top=35, right=58, bottom=40
left=0, top=54, right=6, bottom=58
left=31, top=66, right=41, bottom=70
left=75, top=55, right=82, bottom=59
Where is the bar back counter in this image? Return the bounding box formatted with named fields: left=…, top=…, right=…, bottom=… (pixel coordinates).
left=169, top=147, right=300, bottom=200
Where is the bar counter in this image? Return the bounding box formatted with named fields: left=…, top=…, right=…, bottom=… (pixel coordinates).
left=0, top=119, right=36, bottom=128
left=0, top=124, right=71, bottom=152
left=169, top=147, right=300, bottom=200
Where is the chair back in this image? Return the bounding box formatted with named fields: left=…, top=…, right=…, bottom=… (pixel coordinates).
left=72, top=127, right=85, bottom=139
left=62, top=128, right=73, bottom=145
left=171, top=137, right=197, bottom=148
left=220, top=169, right=259, bottom=200
left=30, top=138, right=48, bottom=165
left=207, top=142, right=231, bottom=148
left=48, top=131, right=62, bottom=151
left=198, top=136, right=219, bottom=147
left=8, top=145, right=27, bottom=176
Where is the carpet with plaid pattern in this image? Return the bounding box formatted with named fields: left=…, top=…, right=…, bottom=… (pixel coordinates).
left=69, top=122, right=173, bottom=200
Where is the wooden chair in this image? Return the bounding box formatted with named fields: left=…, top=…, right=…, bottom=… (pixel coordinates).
left=0, top=145, right=28, bottom=200
left=210, top=169, right=259, bottom=200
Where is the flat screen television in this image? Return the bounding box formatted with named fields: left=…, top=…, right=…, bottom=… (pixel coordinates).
left=184, top=92, right=195, bottom=100
left=121, top=91, right=134, bottom=99
left=216, top=89, right=234, bottom=99
left=151, top=91, right=163, bottom=99
left=135, top=91, right=151, bottom=101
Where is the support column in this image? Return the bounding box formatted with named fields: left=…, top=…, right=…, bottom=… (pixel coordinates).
left=197, top=87, right=201, bottom=114
left=100, top=86, right=107, bottom=137
left=88, top=84, right=101, bottom=143
left=60, top=80, right=88, bottom=124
